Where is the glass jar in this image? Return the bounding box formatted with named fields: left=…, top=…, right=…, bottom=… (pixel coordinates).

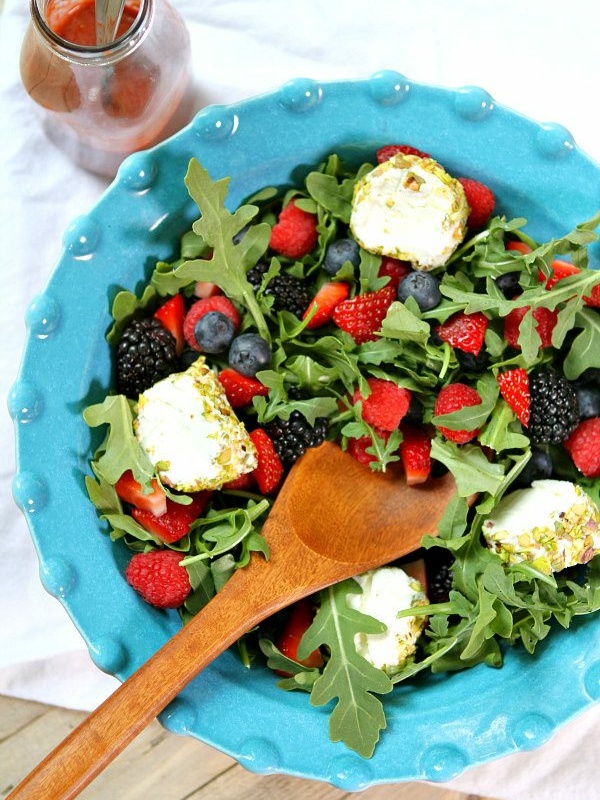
left=20, top=0, right=194, bottom=177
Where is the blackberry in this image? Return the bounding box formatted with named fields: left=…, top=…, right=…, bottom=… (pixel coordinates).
left=247, top=262, right=311, bottom=318
left=425, top=548, right=454, bottom=604
left=527, top=368, right=579, bottom=444
left=116, top=317, right=178, bottom=398
left=264, top=409, right=328, bottom=467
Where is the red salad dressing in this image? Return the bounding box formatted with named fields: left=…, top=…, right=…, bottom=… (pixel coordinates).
left=46, top=0, right=140, bottom=45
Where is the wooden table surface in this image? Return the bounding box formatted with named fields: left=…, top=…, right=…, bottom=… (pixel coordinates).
left=0, top=694, right=499, bottom=800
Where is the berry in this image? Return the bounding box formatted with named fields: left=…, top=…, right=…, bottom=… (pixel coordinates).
left=527, top=368, right=579, bottom=444
left=497, top=368, right=531, bottom=426
left=539, top=258, right=580, bottom=289
left=352, top=378, right=412, bottom=432
left=218, top=367, right=269, bottom=408
left=397, top=271, right=441, bottom=312
left=115, top=470, right=167, bottom=517
left=376, top=144, right=430, bottom=163
left=184, top=296, right=240, bottom=351
left=269, top=200, right=318, bottom=259
left=435, top=311, right=488, bottom=356
left=264, top=410, right=328, bottom=468
left=194, top=280, right=221, bottom=299
left=125, top=550, right=190, bottom=609
left=249, top=429, right=284, bottom=494
left=192, top=311, right=235, bottom=354
left=303, top=281, right=350, bottom=329
left=116, top=317, right=178, bottom=398
left=228, top=333, right=272, bottom=377
left=564, top=417, right=600, bottom=478
left=433, top=383, right=482, bottom=444
left=399, top=424, right=431, bottom=485
left=425, top=548, right=454, bottom=604
left=495, top=271, right=521, bottom=299
left=247, top=262, right=311, bottom=318
left=346, top=429, right=390, bottom=467
left=456, top=348, right=490, bottom=373
left=513, top=447, right=553, bottom=488
left=275, top=599, right=323, bottom=676
left=132, top=492, right=212, bottom=544
left=505, top=240, right=532, bottom=255
left=575, top=384, right=600, bottom=420
left=154, top=294, right=185, bottom=355
left=332, top=285, right=396, bottom=344
left=504, top=304, right=558, bottom=350
left=222, top=471, right=256, bottom=491
left=378, top=257, right=412, bottom=291
left=458, top=178, right=495, bottom=230
left=323, top=237, right=360, bottom=276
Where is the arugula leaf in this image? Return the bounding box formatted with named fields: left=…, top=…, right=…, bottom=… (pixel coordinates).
left=562, top=308, right=600, bottom=379
left=430, top=440, right=505, bottom=497
left=106, top=285, right=157, bottom=346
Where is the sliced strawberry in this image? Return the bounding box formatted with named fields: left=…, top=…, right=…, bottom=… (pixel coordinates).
left=332, top=285, right=396, bottom=345
left=222, top=471, right=256, bottom=491
left=458, top=177, right=495, bottom=230
left=346, top=429, right=391, bottom=467
left=402, top=557, right=428, bottom=591
left=275, top=599, right=323, bottom=676
left=504, top=304, right=558, bottom=349
left=303, top=281, right=350, bottom=329
left=269, top=200, right=318, bottom=259
left=218, top=368, right=269, bottom=408
left=378, top=256, right=412, bottom=291
left=154, top=294, right=185, bottom=355
left=538, top=259, right=580, bottom=289
left=505, top=240, right=533, bottom=255
left=497, top=368, right=530, bottom=426
left=433, top=383, right=482, bottom=444
left=132, top=492, right=212, bottom=543
left=352, top=378, right=412, bottom=432
left=585, top=285, right=600, bottom=308
left=435, top=311, right=488, bottom=356
left=399, top=424, right=431, bottom=485
left=376, top=144, right=431, bottom=163
left=183, top=296, right=241, bottom=351
left=194, top=281, right=221, bottom=298
left=115, top=470, right=167, bottom=517
left=249, top=429, right=284, bottom=494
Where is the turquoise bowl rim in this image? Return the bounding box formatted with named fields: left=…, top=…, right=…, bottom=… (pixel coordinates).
left=10, top=72, right=600, bottom=790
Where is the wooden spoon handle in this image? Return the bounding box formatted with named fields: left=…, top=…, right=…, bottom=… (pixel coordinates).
left=7, top=539, right=314, bottom=800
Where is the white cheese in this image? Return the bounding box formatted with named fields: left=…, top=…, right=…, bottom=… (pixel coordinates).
left=134, top=357, right=257, bottom=492
left=482, top=479, right=600, bottom=574
left=346, top=566, right=427, bottom=676
left=350, top=154, right=469, bottom=270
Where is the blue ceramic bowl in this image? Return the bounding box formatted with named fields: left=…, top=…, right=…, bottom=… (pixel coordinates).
left=10, top=73, right=600, bottom=790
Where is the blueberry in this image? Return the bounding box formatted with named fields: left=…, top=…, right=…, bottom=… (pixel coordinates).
left=495, top=271, right=521, bottom=299
left=194, top=311, right=235, bottom=354
left=324, top=238, right=360, bottom=276
left=575, top=384, right=600, bottom=420
left=514, top=447, right=553, bottom=487
left=228, top=333, right=272, bottom=377
left=397, top=271, right=441, bottom=311
left=456, top=349, right=490, bottom=372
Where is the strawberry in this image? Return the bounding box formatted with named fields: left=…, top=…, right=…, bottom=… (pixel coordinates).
left=249, top=429, right=284, bottom=494
left=132, top=492, right=212, bottom=543
left=194, top=280, right=221, bottom=298
left=352, top=377, right=412, bottom=431
left=505, top=240, right=532, bottom=255
left=222, top=471, right=256, bottom=491
left=504, top=304, right=558, bottom=350
left=218, top=368, right=269, bottom=408
left=497, top=368, right=531, bottom=426
left=399, top=424, right=431, bottom=485
left=269, top=200, right=318, bottom=259
left=115, top=470, right=167, bottom=517
left=346, top=429, right=390, bottom=467
left=183, top=296, right=241, bottom=351
left=435, top=311, right=488, bottom=356
left=433, top=383, right=482, bottom=444
left=585, top=285, right=600, bottom=308
left=125, top=550, right=191, bottom=609
left=303, top=281, right=350, bottom=329
left=402, top=557, right=428, bottom=591
left=275, top=599, right=323, bottom=676
left=376, top=144, right=431, bottom=163
left=458, top=178, right=495, bottom=230
left=154, top=294, right=185, bottom=355
left=332, top=285, right=396, bottom=345
left=564, top=417, right=600, bottom=478
left=539, top=258, right=580, bottom=289
left=378, top=256, right=412, bottom=291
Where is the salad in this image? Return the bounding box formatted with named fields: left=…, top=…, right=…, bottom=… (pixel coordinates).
left=84, top=144, right=600, bottom=758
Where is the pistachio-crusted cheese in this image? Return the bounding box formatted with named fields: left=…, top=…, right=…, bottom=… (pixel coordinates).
left=482, top=479, right=600, bottom=574
left=346, top=567, right=428, bottom=676
left=350, top=154, right=469, bottom=270
left=134, top=357, right=257, bottom=492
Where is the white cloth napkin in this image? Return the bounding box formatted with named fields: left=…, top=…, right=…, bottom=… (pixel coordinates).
left=2, top=1, right=600, bottom=797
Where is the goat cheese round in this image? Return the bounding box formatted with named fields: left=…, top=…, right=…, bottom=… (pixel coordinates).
left=134, top=357, right=257, bottom=492
left=482, top=479, right=600, bottom=574
left=350, top=154, right=469, bottom=270
left=346, top=566, right=427, bottom=676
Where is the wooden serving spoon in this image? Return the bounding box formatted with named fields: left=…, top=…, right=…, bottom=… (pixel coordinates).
left=9, top=441, right=457, bottom=800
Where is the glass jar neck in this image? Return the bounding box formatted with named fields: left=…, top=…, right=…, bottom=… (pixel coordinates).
left=29, top=0, right=153, bottom=64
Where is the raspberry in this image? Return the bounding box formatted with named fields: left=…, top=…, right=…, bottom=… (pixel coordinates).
left=458, top=178, right=495, bottom=230
left=352, top=378, right=412, bottom=432
left=376, top=144, right=431, bottom=163
left=332, top=285, right=396, bottom=344
left=527, top=368, right=579, bottom=444
left=435, top=311, right=489, bottom=356
left=183, top=296, right=241, bottom=351
left=269, top=200, right=318, bottom=259
left=125, top=550, right=191, bottom=609
left=433, top=383, right=482, bottom=444
left=564, top=417, right=600, bottom=478
left=497, top=368, right=531, bottom=426
left=504, top=304, right=558, bottom=350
